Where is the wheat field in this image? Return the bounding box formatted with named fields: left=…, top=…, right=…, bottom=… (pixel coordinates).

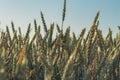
left=0, top=0, right=120, bottom=80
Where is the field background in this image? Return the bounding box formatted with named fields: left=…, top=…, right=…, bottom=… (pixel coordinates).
left=0, top=0, right=120, bottom=37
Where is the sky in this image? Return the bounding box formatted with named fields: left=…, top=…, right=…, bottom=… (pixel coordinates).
left=0, top=0, right=120, bottom=37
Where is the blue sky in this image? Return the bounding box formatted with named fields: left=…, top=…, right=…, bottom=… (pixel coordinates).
left=0, top=0, right=120, bottom=37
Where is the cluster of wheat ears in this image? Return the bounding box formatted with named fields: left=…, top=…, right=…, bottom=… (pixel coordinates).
left=0, top=0, right=119, bottom=80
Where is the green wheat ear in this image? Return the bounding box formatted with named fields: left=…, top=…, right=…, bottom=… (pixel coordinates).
left=118, top=26, right=120, bottom=30
left=40, top=11, right=47, bottom=33
left=24, top=23, right=31, bottom=43
left=34, top=19, right=37, bottom=33
left=18, top=27, right=22, bottom=35
left=11, top=21, right=15, bottom=33
left=56, top=24, right=61, bottom=33
left=6, top=26, right=11, bottom=43
left=62, top=0, right=66, bottom=30
left=93, top=11, right=100, bottom=25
